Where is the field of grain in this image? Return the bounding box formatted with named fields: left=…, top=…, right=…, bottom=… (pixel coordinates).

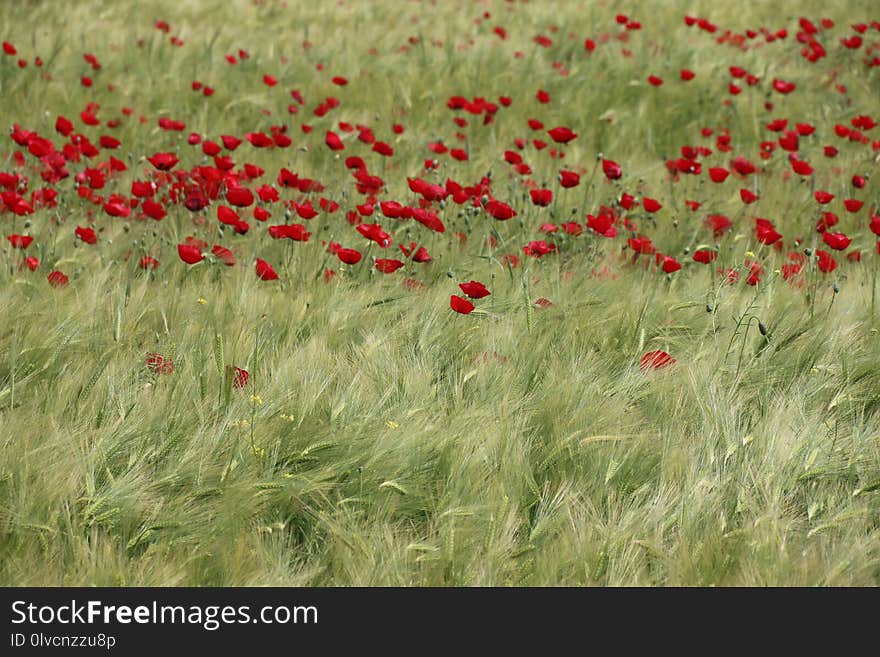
left=1, top=0, right=879, bottom=585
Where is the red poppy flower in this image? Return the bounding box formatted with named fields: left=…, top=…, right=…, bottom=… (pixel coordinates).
left=814, top=190, right=834, bottom=204
left=147, top=152, right=179, bottom=171
left=373, top=141, right=393, bottom=157
left=547, top=126, right=577, bottom=144
left=24, top=256, right=39, bottom=271
left=755, top=218, right=782, bottom=245
left=730, top=156, right=756, bottom=176
left=628, top=237, right=656, bottom=255
left=7, top=234, right=33, bottom=249
left=459, top=280, right=490, bottom=299
left=75, top=226, right=97, bottom=244
left=660, top=255, right=681, bottom=273
left=693, top=250, right=717, bottom=264
left=294, top=201, right=318, bottom=219
left=220, top=134, right=242, bottom=151
left=708, top=167, right=729, bottom=183
left=558, top=170, right=580, bottom=188
left=374, top=258, right=404, bottom=273
left=485, top=199, right=517, bottom=220
left=642, top=197, right=662, bottom=213
left=140, top=256, right=159, bottom=270
left=255, top=258, right=279, bottom=280
left=99, top=135, right=120, bottom=149
left=796, top=122, right=815, bottom=136
left=779, top=132, right=799, bottom=152
left=356, top=223, right=392, bottom=247
left=217, top=205, right=239, bottom=226
left=146, top=353, right=174, bottom=375
left=177, top=244, right=204, bottom=264
left=816, top=212, right=839, bottom=233
left=843, top=199, right=863, bottom=213
left=48, top=270, right=69, bottom=287
left=336, top=248, right=362, bottom=264
left=450, top=295, right=475, bottom=314
left=523, top=240, right=557, bottom=257
left=816, top=250, right=837, bottom=273
left=740, top=189, right=759, bottom=204
left=210, top=245, right=236, bottom=266
left=772, top=78, right=796, bottom=94
left=399, top=242, right=431, bottom=263
left=268, top=224, right=311, bottom=241
left=226, top=186, right=254, bottom=207
left=325, top=130, right=345, bottom=151
left=746, top=261, right=763, bottom=286
left=229, top=366, right=249, bottom=388
left=640, top=350, right=675, bottom=371
left=411, top=207, right=445, bottom=233
left=822, top=232, right=851, bottom=250
left=705, top=215, right=731, bottom=237
left=55, top=115, right=74, bottom=136
left=530, top=189, right=553, bottom=207
left=562, top=222, right=582, bottom=236
left=586, top=213, right=617, bottom=237
left=602, top=159, right=622, bottom=180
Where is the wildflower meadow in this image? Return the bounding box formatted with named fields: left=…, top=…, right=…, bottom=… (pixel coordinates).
left=1, top=0, right=880, bottom=586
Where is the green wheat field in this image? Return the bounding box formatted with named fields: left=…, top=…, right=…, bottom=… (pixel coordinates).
left=1, top=0, right=879, bottom=585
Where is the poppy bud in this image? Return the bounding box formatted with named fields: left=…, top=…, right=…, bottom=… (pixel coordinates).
left=803, top=248, right=813, bottom=256
left=758, top=321, right=768, bottom=336
left=833, top=283, right=840, bottom=294
left=706, top=304, right=713, bottom=313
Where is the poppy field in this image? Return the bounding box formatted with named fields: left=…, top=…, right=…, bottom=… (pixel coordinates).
left=2, top=0, right=880, bottom=586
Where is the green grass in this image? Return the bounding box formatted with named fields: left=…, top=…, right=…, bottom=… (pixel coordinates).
left=1, top=0, right=879, bottom=585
